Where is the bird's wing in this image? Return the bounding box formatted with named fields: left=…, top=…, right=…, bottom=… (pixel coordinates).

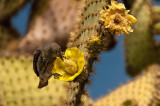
left=33, top=50, right=41, bottom=76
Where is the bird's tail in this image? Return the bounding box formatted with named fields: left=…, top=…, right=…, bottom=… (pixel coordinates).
left=38, top=79, right=48, bottom=88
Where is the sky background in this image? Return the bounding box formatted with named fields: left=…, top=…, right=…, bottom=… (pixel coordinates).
left=11, top=1, right=160, bottom=100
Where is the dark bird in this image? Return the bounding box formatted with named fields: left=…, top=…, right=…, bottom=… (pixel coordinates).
left=33, top=42, right=62, bottom=88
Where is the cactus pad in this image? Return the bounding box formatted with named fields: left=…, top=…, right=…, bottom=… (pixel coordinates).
left=0, top=56, right=68, bottom=106
left=93, top=64, right=160, bottom=106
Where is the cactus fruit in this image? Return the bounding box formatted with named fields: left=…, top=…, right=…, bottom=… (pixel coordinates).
left=124, top=0, right=160, bottom=77
left=93, top=64, right=160, bottom=106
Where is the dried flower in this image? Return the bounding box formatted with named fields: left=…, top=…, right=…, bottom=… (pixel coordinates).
left=52, top=47, right=85, bottom=81
left=100, top=0, right=137, bottom=35
left=89, top=36, right=101, bottom=45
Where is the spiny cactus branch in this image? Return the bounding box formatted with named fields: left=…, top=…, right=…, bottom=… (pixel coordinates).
left=66, top=0, right=116, bottom=105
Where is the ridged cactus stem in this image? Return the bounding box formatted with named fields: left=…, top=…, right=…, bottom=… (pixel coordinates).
left=66, top=57, right=97, bottom=106
left=65, top=0, right=116, bottom=105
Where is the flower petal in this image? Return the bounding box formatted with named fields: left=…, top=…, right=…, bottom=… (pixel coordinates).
left=52, top=47, right=85, bottom=81
left=128, top=15, right=137, bottom=24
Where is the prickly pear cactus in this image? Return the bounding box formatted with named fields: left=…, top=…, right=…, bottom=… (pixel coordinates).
left=18, top=0, right=81, bottom=53
left=93, top=64, right=160, bottom=106
left=0, top=56, right=68, bottom=106
left=124, top=0, right=160, bottom=76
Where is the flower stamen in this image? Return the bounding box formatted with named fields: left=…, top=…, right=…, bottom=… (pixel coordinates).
left=114, top=14, right=121, bottom=24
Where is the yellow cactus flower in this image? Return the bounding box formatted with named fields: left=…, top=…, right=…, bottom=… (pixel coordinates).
left=52, top=47, right=85, bottom=81
left=100, top=0, right=137, bottom=35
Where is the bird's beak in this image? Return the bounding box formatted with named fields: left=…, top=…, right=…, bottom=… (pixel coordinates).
left=56, top=51, right=63, bottom=60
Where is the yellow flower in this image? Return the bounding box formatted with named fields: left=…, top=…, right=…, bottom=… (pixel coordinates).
left=100, top=0, right=137, bottom=35
left=52, top=47, right=85, bottom=81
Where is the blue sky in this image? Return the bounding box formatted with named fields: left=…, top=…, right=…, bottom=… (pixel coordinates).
left=11, top=1, right=159, bottom=100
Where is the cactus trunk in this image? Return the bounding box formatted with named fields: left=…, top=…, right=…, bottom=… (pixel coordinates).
left=66, top=0, right=116, bottom=105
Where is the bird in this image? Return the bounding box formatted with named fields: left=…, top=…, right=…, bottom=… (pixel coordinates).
left=33, top=42, right=62, bottom=88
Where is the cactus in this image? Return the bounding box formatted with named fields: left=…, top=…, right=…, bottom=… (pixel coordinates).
left=18, top=0, right=81, bottom=54
left=65, top=0, right=117, bottom=105
left=0, top=0, right=82, bottom=54
left=93, top=64, right=160, bottom=106
left=61, top=0, right=137, bottom=105
left=0, top=55, right=92, bottom=106
left=124, top=0, right=160, bottom=77
left=0, top=55, right=68, bottom=106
